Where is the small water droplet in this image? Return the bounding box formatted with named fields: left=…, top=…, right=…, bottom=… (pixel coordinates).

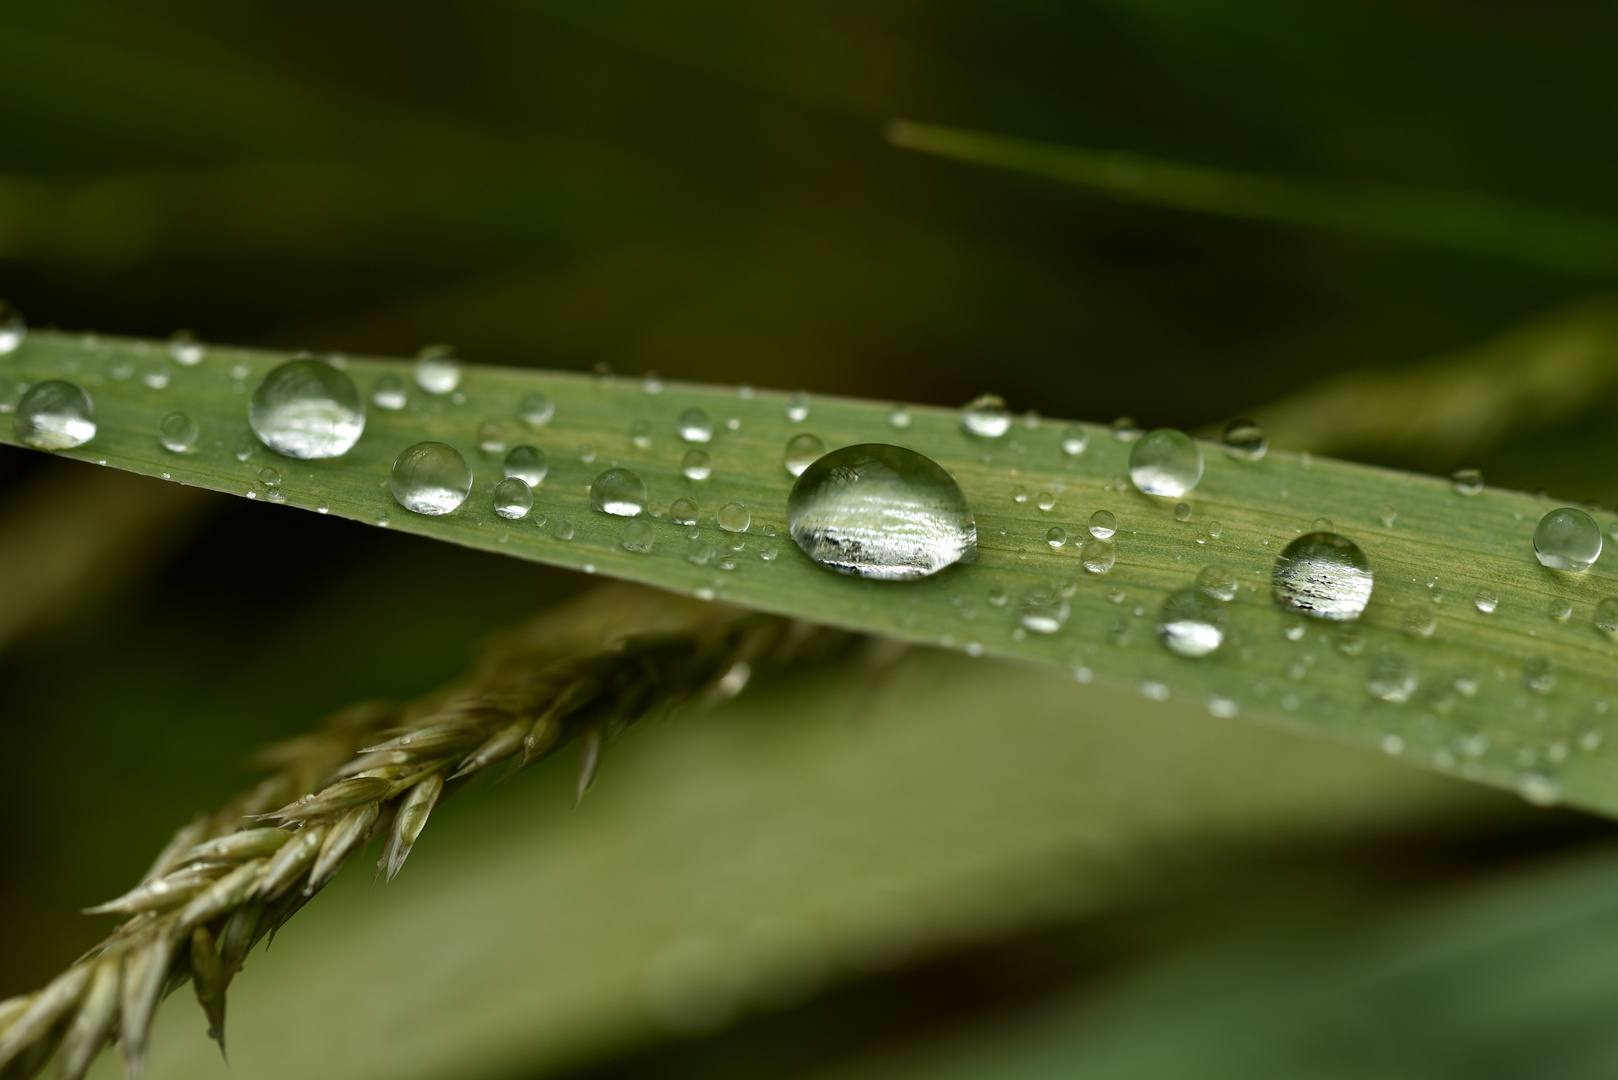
left=158, top=410, right=199, bottom=452
left=168, top=329, right=204, bottom=366
left=1282, top=618, right=1306, bottom=641
left=0, top=302, right=26, bottom=355
left=621, top=519, right=656, bottom=552
left=15, top=381, right=95, bottom=449
left=787, top=444, right=975, bottom=580
left=1139, top=681, right=1170, bottom=701
left=316, top=502, right=329, bottom=514
left=477, top=420, right=509, bottom=455
left=590, top=468, right=648, bottom=516
left=1222, top=419, right=1266, bottom=460
left=1011, top=486, right=1028, bottom=505
left=413, top=346, right=461, bottom=394
left=1037, top=492, right=1057, bottom=511
left=1379, top=506, right=1397, bottom=527
left=1534, top=508, right=1601, bottom=571
left=960, top=394, right=1011, bottom=438
left=687, top=538, right=717, bottom=565
left=784, top=433, right=826, bottom=477
left=391, top=442, right=472, bottom=515
left=887, top=405, right=912, bottom=429
left=1336, top=624, right=1367, bottom=655
left=257, top=466, right=281, bottom=488
left=677, top=408, right=713, bottom=443
left=249, top=359, right=364, bottom=459
left=1018, top=584, right=1069, bottom=634
left=1380, top=734, right=1405, bottom=755
left=1272, top=532, right=1373, bottom=621
left=519, top=392, right=554, bottom=426
left=669, top=498, right=701, bottom=525
left=552, top=520, right=574, bottom=540
left=717, top=502, right=751, bottom=533
left=1046, top=526, right=1067, bottom=548
left=371, top=374, right=407, bottom=410
left=1474, top=589, right=1499, bottom=614
left=1548, top=597, right=1573, bottom=622
left=785, top=392, right=810, bottom=422
left=493, top=477, right=533, bottom=519
left=1174, top=502, right=1192, bottom=521
left=1158, top=589, right=1227, bottom=657
left=1060, top=426, right=1089, bottom=455
left=987, top=587, right=1008, bottom=608
left=1403, top=603, right=1436, bottom=638
left=1111, top=417, right=1142, bottom=442
left=1088, top=510, right=1117, bottom=539
left=758, top=542, right=778, bottom=561
left=137, top=359, right=170, bottom=390
left=1128, top=429, right=1203, bottom=497
left=1526, top=657, right=1557, bottom=694
left=642, top=371, right=663, bottom=395
left=1207, top=520, right=1223, bottom=539
left=1080, top=538, right=1115, bottom=574
left=629, top=418, right=653, bottom=449
left=578, top=444, right=596, bottom=464
left=503, top=445, right=547, bottom=487
left=1197, top=565, right=1239, bottom=601
left=1516, top=771, right=1561, bottom=806
left=1451, top=467, right=1484, bottom=495
left=1595, top=597, right=1618, bottom=638
left=681, top=450, right=712, bottom=480
left=1207, top=696, right=1239, bottom=719
left=1367, top=653, right=1418, bottom=702
left=1311, top=517, right=1335, bottom=534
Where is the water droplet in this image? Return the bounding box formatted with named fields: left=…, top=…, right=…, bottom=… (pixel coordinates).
left=503, top=445, right=547, bottom=487
left=716, top=502, right=751, bottom=533
left=1139, top=681, right=1170, bottom=701
left=158, top=410, right=199, bottom=452
left=960, top=394, right=1011, bottom=437
left=1367, top=653, right=1418, bottom=702
left=391, top=442, right=472, bottom=515
left=1272, top=532, right=1373, bottom=621
left=1379, top=506, right=1397, bottom=527
left=1111, top=417, right=1142, bottom=442
left=316, top=502, right=329, bottom=514
left=1222, top=419, right=1266, bottom=461
left=578, top=444, right=596, bottom=464
left=1174, top=502, right=1192, bottom=522
left=682, top=450, right=712, bottom=480
left=1128, top=429, right=1203, bottom=497
left=677, top=408, right=713, bottom=443
left=1380, top=734, right=1405, bottom=756
left=661, top=498, right=697, bottom=527
left=1207, top=696, right=1239, bottom=719
left=642, top=371, right=663, bottom=395
left=887, top=405, right=912, bottom=429
left=256, top=466, right=280, bottom=489
left=1011, top=486, right=1028, bottom=504
left=1018, top=584, right=1069, bottom=634
left=168, top=330, right=204, bottom=366
left=1158, top=589, right=1227, bottom=657
left=1548, top=597, right=1573, bottom=622
left=1088, top=510, right=1117, bottom=539
left=1060, top=426, right=1089, bottom=455
left=493, top=477, right=533, bottom=519
left=1595, top=597, right=1618, bottom=638
left=552, top=519, right=574, bottom=540
left=15, top=380, right=95, bottom=449
left=590, top=468, right=648, bottom=517
left=1282, top=618, right=1306, bottom=641
left=786, top=443, right=975, bottom=580
left=1080, top=538, right=1115, bottom=574
left=1046, top=526, right=1067, bottom=548
left=1516, top=771, right=1561, bottom=806
left=0, top=302, right=25, bottom=355
left=249, top=359, right=365, bottom=459
left=519, top=392, right=554, bottom=426
left=1526, top=657, right=1556, bottom=694
left=622, top=519, right=656, bottom=553
left=477, top=420, right=509, bottom=455
left=1474, top=589, right=1498, bottom=614
left=413, top=347, right=461, bottom=394
left=1534, top=508, right=1601, bottom=571
left=758, top=542, right=778, bottom=561
left=1207, top=520, right=1223, bottom=539
left=1447, top=467, right=1484, bottom=496
left=138, top=360, right=170, bottom=390
left=1197, top=565, right=1239, bottom=602
left=1311, top=517, right=1335, bottom=534
left=629, top=418, right=653, bottom=449
left=785, top=392, right=810, bottom=423
left=784, top=433, right=826, bottom=477
left=1403, top=603, right=1437, bottom=638
left=1037, top=492, right=1057, bottom=512
left=371, top=374, right=407, bottom=410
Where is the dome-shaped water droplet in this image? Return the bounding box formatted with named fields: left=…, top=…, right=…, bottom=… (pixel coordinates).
left=1018, top=584, right=1069, bottom=634
left=717, top=502, right=751, bottom=533
left=1534, top=508, right=1601, bottom=571
left=519, top=392, right=554, bottom=426
left=1526, top=657, right=1556, bottom=694
left=1367, top=652, right=1418, bottom=702
left=1080, top=538, right=1115, bottom=574
left=1060, top=426, right=1089, bottom=455
left=1452, top=467, right=1483, bottom=495
left=578, top=444, right=596, bottom=463
left=0, top=302, right=25, bottom=355
left=642, top=371, right=663, bottom=395
left=590, top=468, right=647, bottom=516
left=1174, top=502, right=1192, bottom=521
left=1272, top=531, right=1373, bottom=621
left=785, top=392, right=810, bottom=422
left=1197, top=565, right=1239, bottom=602
left=1158, top=589, right=1227, bottom=657
left=1379, top=506, right=1397, bottom=526
left=686, top=537, right=714, bottom=564
left=887, top=405, right=912, bottom=429
left=677, top=408, right=713, bottom=443
left=1516, top=771, right=1561, bottom=806
left=1011, top=486, right=1028, bottom=504
left=1128, top=429, right=1203, bottom=497
left=1595, top=597, right=1618, bottom=639
left=1548, top=597, right=1573, bottom=622
left=1046, top=526, right=1067, bottom=548
left=477, top=420, right=509, bottom=455
left=15, top=380, right=95, bottom=449
left=622, top=519, right=656, bottom=553
left=682, top=450, right=712, bottom=480
left=391, top=441, right=472, bottom=515
left=503, top=445, right=547, bottom=487
left=1088, top=510, right=1117, bottom=539
left=168, top=329, right=204, bottom=366
left=1207, top=520, right=1223, bottom=538
left=960, top=394, right=1011, bottom=438
left=493, top=477, right=533, bottom=519
left=1222, top=419, right=1266, bottom=461
left=629, top=419, right=653, bottom=449
left=1474, top=589, right=1499, bottom=614
left=1112, top=417, right=1142, bottom=442
left=552, top=519, right=574, bottom=540
left=371, top=374, right=407, bottom=410
left=786, top=443, right=974, bottom=581
left=784, top=433, right=826, bottom=477
left=158, top=410, right=198, bottom=453
left=1037, top=492, right=1057, bottom=511
left=1311, top=517, right=1335, bottom=534
left=413, top=347, right=461, bottom=394
left=249, top=359, right=364, bottom=459
left=670, top=497, right=701, bottom=525
left=1403, top=602, right=1436, bottom=638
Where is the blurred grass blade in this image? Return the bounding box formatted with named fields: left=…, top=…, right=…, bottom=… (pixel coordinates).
left=887, top=121, right=1618, bottom=276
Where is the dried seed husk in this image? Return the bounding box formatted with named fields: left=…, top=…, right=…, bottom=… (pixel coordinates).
left=189, top=926, right=227, bottom=1055
left=120, top=927, right=178, bottom=1075
left=139, top=814, right=211, bottom=884
left=379, top=774, right=442, bottom=883
left=253, top=823, right=331, bottom=900
left=176, top=859, right=266, bottom=931
left=307, top=802, right=379, bottom=894
left=56, top=956, right=121, bottom=1080
left=0, top=964, right=89, bottom=1072
left=178, top=828, right=292, bottom=865
left=256, top=776, right=390, bottom=824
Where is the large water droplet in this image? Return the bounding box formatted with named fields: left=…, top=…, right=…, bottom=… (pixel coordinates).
left=960, top=394, right=1011, bottom=438
left=158, top=410, right=198, bottom=452
left=391, top=442, right=472, bottom=515
left=1272, top=532, right=1373, bottom=621
left=1018, top=584, right=1069, bottom=634
left=249, top=359, right=364, bottom=459
left=413, top=347, right=461, bottom=394
left=622, top=519, right=656, bottom=553
left=784, top=433, right=826, bottom=477
left=15, top=381, right=95, bottom=449
left=503, top=445, right=547, bottom=487
left=1452, top=467, right=1483, bottom=495
left=591, top=468, right=647, bottom=516
left=717, top=502, right=751, bottom=533
left=1128, top=429, right=1203, bottom=497
left=0, top=302, right=25, bottom=355
left=519, top=392, right=554, bottom=426
left=371, top=374, right=407, bottom=410
left=1222, top=419, right=1266, bottom=461
left=1080, top=538, right=1115, bottom=574
left=1158, top=589, right=1227, bottom=657
left=1366, top=652, right=1417, bottom=702
left=493, top=477, right=533, bottom=520
left=1088, top=510, right=1117, bottom=539
left=786, top=443, right=975, bottom=581
left=682, top=450, right=712, bottom=480
left=168, top=329, right=204, bottom=366
left=1534, top=508, right=1601, bottom=571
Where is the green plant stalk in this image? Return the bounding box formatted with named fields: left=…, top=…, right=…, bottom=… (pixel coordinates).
left=3, top=332, right=1617, bottom=820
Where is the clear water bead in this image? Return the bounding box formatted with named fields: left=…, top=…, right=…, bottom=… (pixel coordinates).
left=670, top=497, right=701, bottom=525
left=717, top=502, right=751, bottom=533
left=1046, top=526, right=1067, bottom=548
left=1311, top=517, right=1335, bottom=534
left=1452, top=467, right=1484, bottom=495
left=1018, top=584, right=1069, bottom=634
left=888, top=405, right=912, bottom=429
left=1272, top=531, right=1374, bottom=621
left=1474, top=589, right=1499, bottom=614
left=1158, top=590, right=1227, bottom=657
left=1128, top=429, right=1203, bottom=497
left=503, top=445, right=547, bottom=486
left=249, top=359, right=364, bottom=459
left=621, top=520, right=656, bottom=553
left=960, top=394, right=1011, bottom=438
left=1222, top=419, right=1266, bottom=461
left=682, top=450, right=712, bottom=480
left=1197, top=565, right=1239, bottom=602
left=1174, top=502, right=1192, bottom=521
left=1037, top=492, right=1057, bottom=511
left=1088, top=510, right=1117, bottom=539
left=1080, top=538, right=1115, bottom=574
left=16, top=381, right=95, bottom=449
left=477, top=420, right=509, bottom=454
left=371, top=374, right=407, bottom=410
left=1367, top=653, right=1418, bottom=703
left=784, top=433, right=826, bottom=477
left=519, top=392, right=554, bottom=426
left=391, top=442, right=473, bottom=515
left=786, top=443, right=975, bottom=581
left=1548, top=597, right=1573, bottom=622
left=630, top=419, right=653, bottom=449
left=158, top=410, right=198, bottom=452
left=1112, top=417, right=1142, bottom=442
left=552, top=519, right=574, bottom=540
left=786, top=392, right=810, bottom=422
left=413, top=347, right=461, bottom=394
left=1534, top=508, right=1601, bottom=571
left=677, top=408, right=713, bottom=443
left=1595, top=598, right=1618, bottom=638
left=0, top=302, right=25, bottom=355
left=493, top=477, right=533, bottom=520
left=1060, top=426, right=1089, bottom=455
left=590, top=468, right=648, bottom=517
left=168, top=330, right=204, bottom=366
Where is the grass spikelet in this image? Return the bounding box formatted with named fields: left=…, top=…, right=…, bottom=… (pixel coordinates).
left=188, top=927, right=226, bottom=1057
left=0, top=965, right=90, bottom=1073
left=379, top=773, right=443, bottom=883
left=56, top=956, right=120, bottom=1080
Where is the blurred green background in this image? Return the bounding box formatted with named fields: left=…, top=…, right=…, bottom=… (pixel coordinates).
left=7, top=2, right=1618, bottom=1077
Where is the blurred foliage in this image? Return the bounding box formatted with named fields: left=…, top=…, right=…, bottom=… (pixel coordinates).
left=7, top=1, right=1618, bottom=1077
